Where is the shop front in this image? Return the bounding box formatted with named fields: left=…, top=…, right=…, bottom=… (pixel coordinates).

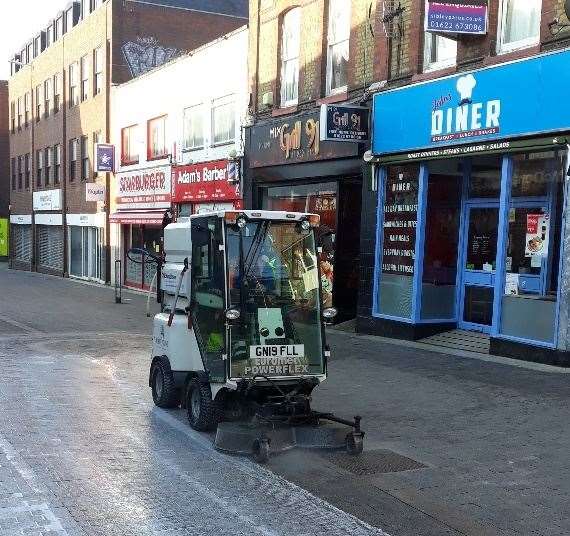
left=109, top=165, right=172, bottom=290
left=67, top=214, right=105, bottom=282
left=10, top=215, right=32, bottom=270
left=245, top=109, right=365, bottom=320
left=172, top=159, right=242, bottom=217
left=33, top=189, right=64, bottom=276
left=365, top=48, right=570, bottom=365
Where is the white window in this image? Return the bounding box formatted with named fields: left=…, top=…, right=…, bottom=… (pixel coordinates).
left=423, top=33, right=457, bottom=71
left=280, top=8, right=301, bottom=107
left=147, top=116, right=167, bottom=159
left=498, top=0, right=541, bottom=54
left=121, top=125, right=139, bottom=165
left=80, top=55, right=89, bottom=101
left=326, top=0, right=351, bottom=95
left=212, top=98, right=235, bottom=145
left=69, top=62, right=79, bottom=107
left=183, top=104, right=204, bottom=150
left=94, top=47, right=103, bottom=95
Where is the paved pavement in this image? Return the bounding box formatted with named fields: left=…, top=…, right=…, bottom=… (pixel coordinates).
left=0, top=263, right=569, bottom=535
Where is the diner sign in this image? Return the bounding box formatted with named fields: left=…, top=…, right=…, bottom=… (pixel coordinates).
left=382, top=166, right=419, bottom=276
left=425, top=0, right=488, bottom=35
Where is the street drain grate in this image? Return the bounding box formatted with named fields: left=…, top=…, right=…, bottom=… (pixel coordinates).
left=322, top=449, right=427, bottom=475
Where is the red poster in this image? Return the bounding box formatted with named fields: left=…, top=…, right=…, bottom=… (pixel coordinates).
left=172, top=160, right=241, bottom=203
left=526, top=214, right=539, bottom=234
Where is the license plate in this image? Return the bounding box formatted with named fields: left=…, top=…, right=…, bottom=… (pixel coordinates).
left=249, top=345, right=305, bottom=359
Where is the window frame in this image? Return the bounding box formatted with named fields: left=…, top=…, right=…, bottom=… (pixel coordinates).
left=35, top=84, right=42, bottom=122
left=94, top=46, right=103, bottom=95
left=36, top=150, right=43, bottom=187
left=10, top=102, right=15, bottom=133
left=18, top=156, right=23, bottom=190
left=69, top=139, right=77, bottom=182
left=24, top=93, right=30, bottom=127
left=44, top=78, right=52, bottom=118
left=423, top=31, right=458, bottom=72
left=121, top=124, right=139, bottom=166
left=497, top=0, right=542, bottom=55
left=211, top=97, right=236, bottom=147
left=11, top=158, right=16, bottom=191
left=25, top=153, right=30, bottom=190
left=69, top=62, right=79, bottom=107
left=54, top=73, right=62, bottom=113
left=147, top=115, right=168, bottom=161
left=44, top=147, right=52, bottom=186
left=325, top=0, right=351, bottom=96
left=280, top=7, right=301, bottom=108
left=80, top=135, right=89, bottom=181
left=54, top=145, right=61, bottom=185
left=80, top=55, right=90, bottom=101
left=183, top=104, right=205, bottom=151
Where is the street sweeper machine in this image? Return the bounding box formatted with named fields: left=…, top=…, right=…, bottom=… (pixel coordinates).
left=146, top=210, right=364, bottom=463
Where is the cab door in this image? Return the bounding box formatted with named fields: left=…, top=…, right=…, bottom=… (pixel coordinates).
left=190, top=217, right=226, bottom=382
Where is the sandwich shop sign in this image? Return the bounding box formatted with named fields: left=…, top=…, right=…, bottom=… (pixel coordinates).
left=372, top=49, right=570, bottom=155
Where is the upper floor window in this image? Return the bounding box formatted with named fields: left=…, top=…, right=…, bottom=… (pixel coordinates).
left=24, top=154, right=30, bottom=189
left=10, top=102, right=15, bottom=133
left=81, top=55, right=90, bottom=101
left=36, top=150, right=43, bottom=187
left=423, top=33, right=457, bottom=72
left=80, top=136, right=89, bottom=180
left=280, top=8, right=301, bottom=107
left=11, top=158, right=16, bottom=191
left=55, top=17, right=63, bottom=41
left=147, top=116, right=167, bottom=160
left=69, top=62, right=79, bottom=107
left=326, top=0, right=351, bottom=95
left=24, top=93, right=30, bottom=127
left=54, top=145, right=61, bottom=184
left=18, top=156, right=23, bottom=190
left=94, top=46, right=103, bottom=95
left=54, top=73, right=62, bottom=112
left=498, top=0, right=541, bottom=54
left=183, top=104, right=204, bottom=150
left=17, top=97, right=22, bottom=129
left=35, top=85, right=42, bottom=122
left=121, top=125, right=139, bottom=165
left=44, top=79, right=52, bottom=118
left=212, top=97, right=235, bottom=146
left=69, top=139, right=78, bottom=181
left=45, top=147, right=52, bottom=185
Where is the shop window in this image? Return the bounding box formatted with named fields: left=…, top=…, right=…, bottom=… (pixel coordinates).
left=69, top=62, right=79, bottom=107
left=326, top=0, right=350, bottom=95
left=183, top=104, right=204, bottom=150
left=147, top=116, right=167, bottom=160
left=44, top=147, right=51, bottom=186
left=468, top=156, right=502, bottom=198
left=377, top=164, right=420, bottom=319
left=262, top=182, right=338, bottom=308
left=121, top=125, right=139, bottom=165
left=54, top=73, right=62, bottom=113
left=280, top=7, right=301, bottom=107
left=498, top=0, right=541, bottom=54
left=80, top=55, right=89, bottom=101
left=44, top=78, right=51, bottom=118
left=421, top=162, right=461, bottom=320
left=35, top=85, right=42, bottom=122
left=499, top=151, right=565, bottom=344
left=36, top=150, right=43, bottom=187
left=94, top=46, right=103, bottom=95
left=423, top=32, right=457, bottom=72
left=54, top=145, right=61, bottom=184
left=24, top=154, right=30, bottom=190
left=212, top=97, right=235, bottom=146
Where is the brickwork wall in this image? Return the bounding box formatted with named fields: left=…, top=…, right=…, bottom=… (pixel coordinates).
left=250, top=0, right=376, bottom=117
left=0, top=82, right=9, bottom=219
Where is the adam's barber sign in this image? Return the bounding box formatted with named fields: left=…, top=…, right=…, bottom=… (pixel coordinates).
left=116, top=165, right=172, bottom=210
left=372, top=49, right=570, bottom=155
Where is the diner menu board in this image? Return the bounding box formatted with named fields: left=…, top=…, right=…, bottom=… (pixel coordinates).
left=382, top=165, right=419, bottom=275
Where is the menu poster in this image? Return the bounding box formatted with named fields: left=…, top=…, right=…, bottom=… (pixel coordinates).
left=382, top=165, right=419, bottom=276
left=525, top=213, right=549, bottom=258
left=505, top=273, right=519, bottom=296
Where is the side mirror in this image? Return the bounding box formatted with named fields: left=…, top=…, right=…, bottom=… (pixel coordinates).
left=225, top=308, right=241, bottom=324
left=322, top=307, right=338, bottom=326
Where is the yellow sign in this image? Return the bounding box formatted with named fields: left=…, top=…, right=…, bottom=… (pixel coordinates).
left=0, top=219, right=8, bottom=257
left=279, top=119, right=320, bottom=159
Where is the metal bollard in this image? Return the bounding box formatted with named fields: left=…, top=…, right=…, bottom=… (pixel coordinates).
left=114, top=259, right=122, bottom=304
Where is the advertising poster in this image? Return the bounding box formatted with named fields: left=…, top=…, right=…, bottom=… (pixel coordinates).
left=0, top=219, right=8, bottom=257
left=425, top=0, right=488, bottom=35
left=525, top=214, right=549, bottom=258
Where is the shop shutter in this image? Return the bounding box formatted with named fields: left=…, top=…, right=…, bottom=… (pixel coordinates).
left=37, top=225, right=64, bottom=271
left=11, top=225, right=32, bottom=262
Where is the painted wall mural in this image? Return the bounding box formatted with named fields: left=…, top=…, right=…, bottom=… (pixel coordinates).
left=122, top=37, right=182, bottom=78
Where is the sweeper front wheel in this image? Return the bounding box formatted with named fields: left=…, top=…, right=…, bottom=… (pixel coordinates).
left=186, top=378, right=219, bottom=432
left=346, top=432, right=364, bottom=456
left=151, top=357, right=180, bottom=408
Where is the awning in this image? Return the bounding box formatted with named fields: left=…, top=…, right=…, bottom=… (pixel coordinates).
left=109, top=212, right=164, bottom=225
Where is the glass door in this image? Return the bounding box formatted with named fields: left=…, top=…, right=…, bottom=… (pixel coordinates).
left=459, top=205, right=500, bottom=333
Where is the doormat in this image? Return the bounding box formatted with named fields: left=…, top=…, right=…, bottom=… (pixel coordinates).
left=321, top=449, right=427, bottom=475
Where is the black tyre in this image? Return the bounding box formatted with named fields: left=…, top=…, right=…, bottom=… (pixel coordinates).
left=252, top=438, right=270, bottom=464
left=151, top=357, right=180, bottom=408
left=186, top=378, right=219, bottom=431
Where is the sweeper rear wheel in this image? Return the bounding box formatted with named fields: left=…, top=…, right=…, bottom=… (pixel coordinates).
left=252, top=437, right=270, bottom=464
left=186, top=378, right=219, bottom=431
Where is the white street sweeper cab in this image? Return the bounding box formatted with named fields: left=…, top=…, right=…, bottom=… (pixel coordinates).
left=148, top=210, right=363, bottom=462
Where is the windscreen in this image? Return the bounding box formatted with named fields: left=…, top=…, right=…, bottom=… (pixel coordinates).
left=226, top=220, right=324, bottom=378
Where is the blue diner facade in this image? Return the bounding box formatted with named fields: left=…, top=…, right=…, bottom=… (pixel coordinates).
left=359, top=47, right=570, bottom=366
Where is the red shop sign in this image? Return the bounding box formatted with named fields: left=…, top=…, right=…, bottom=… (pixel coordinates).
left=172, top=160, right=241, bottom=203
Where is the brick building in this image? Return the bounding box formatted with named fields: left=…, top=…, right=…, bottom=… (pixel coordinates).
left=361, top=0, right=570, bottom=365
left=8, top=0, right=247, bottom=281
left=0, top=81, right=8, bottom=260
left=244, top=0, right=376, bottom=321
